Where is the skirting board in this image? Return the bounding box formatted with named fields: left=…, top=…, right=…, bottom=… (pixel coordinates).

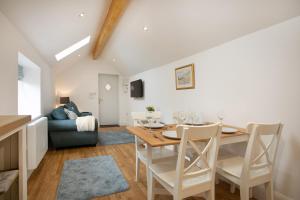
left=275, top=191, right=293, bottom=200
left=119, top=121, right=129, bottom=126
left=253, top=186, right=293, bottom=200
left=218, top=179, right=293, bottom=200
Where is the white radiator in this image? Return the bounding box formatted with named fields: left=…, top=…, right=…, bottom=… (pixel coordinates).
left=27, top=117, right=48, bottom=170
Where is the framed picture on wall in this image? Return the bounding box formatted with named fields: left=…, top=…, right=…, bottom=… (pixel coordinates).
left=175, top=64, right=195, bottom=90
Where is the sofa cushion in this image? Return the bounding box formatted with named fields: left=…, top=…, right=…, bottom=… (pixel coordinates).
left=80, top=112, right=92, bottom=117
left=64, top=101, right=81, bottom=116
left=45, top=113, right=54, bottom=120
left=64, top=108, right=78, bottom=120
left=51, top=106, right=68, bottom=120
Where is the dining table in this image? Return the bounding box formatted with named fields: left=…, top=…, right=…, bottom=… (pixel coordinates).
left=126, top=123, right=249, bottom=200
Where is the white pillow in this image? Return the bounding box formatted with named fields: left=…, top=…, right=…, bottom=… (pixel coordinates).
left=64, top=108, right=78, bottom=120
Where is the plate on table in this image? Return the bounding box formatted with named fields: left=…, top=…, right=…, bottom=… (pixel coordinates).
left=144, top=123, right=165, bottom=129
left=222, top=127, right=238, bottom=134
left=185, top=122, right=210, bottom=126
left=162, top=131, right=181, bottom=140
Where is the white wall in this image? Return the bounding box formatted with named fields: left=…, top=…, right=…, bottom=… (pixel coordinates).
left=0, top=11, right=54, bottom=115
left=55, top=58, right=129, bottom=125
left=129, top=16, right=300, bottom=199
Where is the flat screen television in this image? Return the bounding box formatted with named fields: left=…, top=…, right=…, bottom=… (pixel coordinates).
left=130, top=79, right=143, bottom=98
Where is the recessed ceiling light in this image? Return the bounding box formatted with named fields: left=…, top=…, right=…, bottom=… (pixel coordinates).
left=55, top=35, right=90, bottom=61
left=78, top=54, right=81, bottom=57
left=112, top=58, right=116, bottom=62
left=143, top=26, right=148, bottom=31
left=79, top=12, right=85, bottom=17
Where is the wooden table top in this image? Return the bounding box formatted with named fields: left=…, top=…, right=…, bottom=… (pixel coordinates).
left=126, top=124, right=247, bottom=147
left=0, top=115, right=31, bottom=137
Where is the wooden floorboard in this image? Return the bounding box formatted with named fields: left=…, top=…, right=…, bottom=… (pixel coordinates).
left=28, top=127, right=252, bottom=200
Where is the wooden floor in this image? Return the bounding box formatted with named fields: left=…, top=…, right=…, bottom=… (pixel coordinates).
left=28, top=127, right=249, bottom=200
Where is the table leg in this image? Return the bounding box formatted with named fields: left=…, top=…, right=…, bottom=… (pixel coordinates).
left=19, top=126, right=27, bottom=200
left=147, top=144, right=153, bottom=200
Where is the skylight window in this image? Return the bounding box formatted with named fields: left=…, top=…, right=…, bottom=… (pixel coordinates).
left=55, top=35, right=90, bottom=61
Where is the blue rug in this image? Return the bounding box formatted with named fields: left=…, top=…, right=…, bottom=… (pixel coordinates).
left=56, top=156, right=129, bottom=200
left=98, top=131, right=135, bottom=146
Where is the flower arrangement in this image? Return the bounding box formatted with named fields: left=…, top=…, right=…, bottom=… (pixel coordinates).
left=146, top=106, right=155, bottom=112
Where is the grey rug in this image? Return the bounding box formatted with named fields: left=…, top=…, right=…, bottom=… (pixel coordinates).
left=98, top=131, right=135, bottom=145
left=57, top=156, right=129, bottom=200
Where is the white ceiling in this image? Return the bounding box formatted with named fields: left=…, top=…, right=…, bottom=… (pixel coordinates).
left=0, top=0, right=110, bottom=69
left=1, top=0, right=300, bottom=75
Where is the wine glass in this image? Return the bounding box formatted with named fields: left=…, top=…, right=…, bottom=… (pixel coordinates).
left=186, top=111, right=193, bottom=124
left=217, top=110, right=224, bottom=125
left=137, top=119, right=145, bottom=127
left=190, top=112, right=199, bottom=125
left=193, top=113, right=200, bottom=125
left=145, top=114, right=154, bottom=132
left=178, top=111, right=186, bottom=125
left=173, top=112, right=179, bottom=124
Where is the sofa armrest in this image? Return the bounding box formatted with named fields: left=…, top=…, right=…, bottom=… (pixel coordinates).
left=48, top=120, right=77, bottom=132
left=80, top=112, right=92, bottom=117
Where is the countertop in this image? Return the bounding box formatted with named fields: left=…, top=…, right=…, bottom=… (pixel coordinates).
left=0, top=115, right=31, bottom=138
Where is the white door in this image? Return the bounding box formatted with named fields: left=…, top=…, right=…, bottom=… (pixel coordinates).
left=98, top=74, right=119, bottom=125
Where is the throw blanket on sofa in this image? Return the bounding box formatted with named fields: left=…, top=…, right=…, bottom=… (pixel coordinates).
left=76, top=116, right=95, bottom=132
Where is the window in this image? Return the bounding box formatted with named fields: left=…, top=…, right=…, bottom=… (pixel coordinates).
left=55, top=35, right=91, bottom=61
left=18, top=52, right=41, bottom=119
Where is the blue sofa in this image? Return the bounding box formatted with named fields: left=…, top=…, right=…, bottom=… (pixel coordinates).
left=46, top=102, right=98, bottom=149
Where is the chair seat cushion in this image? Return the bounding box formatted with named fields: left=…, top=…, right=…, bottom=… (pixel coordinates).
left=0, top=170, right=19, bottom=194
left=150, top=158, right=210, bottom=189
left=217, top=156, right=270, bottom=179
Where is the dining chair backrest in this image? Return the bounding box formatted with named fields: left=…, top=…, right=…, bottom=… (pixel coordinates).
left=242, top=123, right=283, bottom=180
left=131, top=112, right=146, bottom=126
left=131, top=112, right=162, bottom=152
left=131, top=111, right=162, bottom=126
left=146, top=111, right=161, bottom=119
left=175, top=123, right=222, bottom=190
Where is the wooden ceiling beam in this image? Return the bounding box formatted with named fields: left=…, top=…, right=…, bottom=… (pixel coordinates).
left=92, top=0, right=129, bottom=59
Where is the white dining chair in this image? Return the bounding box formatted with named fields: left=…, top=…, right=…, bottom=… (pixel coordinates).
left=131, top=112, right=177, bottom=182
left=216, top=123, right=283, bottom=200
left=149, top=123, right=222, bottom=200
